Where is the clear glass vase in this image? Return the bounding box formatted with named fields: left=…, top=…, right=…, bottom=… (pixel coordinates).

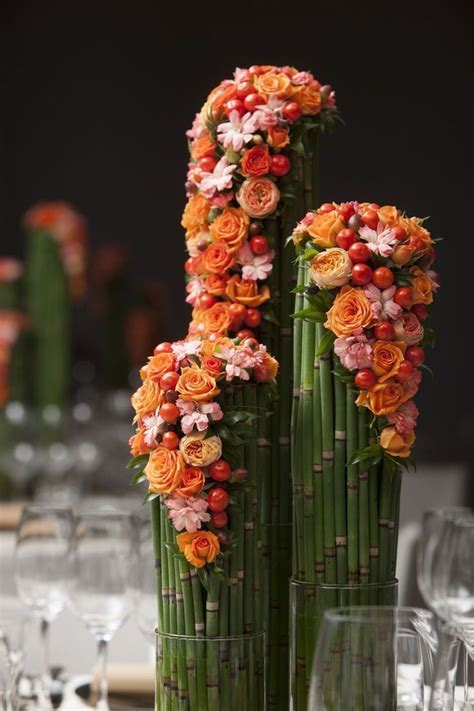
left=155, top=631, right=265, bottom=710
left=289, top=579, right=398, bottom=710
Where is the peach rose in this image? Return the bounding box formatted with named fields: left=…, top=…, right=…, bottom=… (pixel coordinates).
left=176, top=366, right=220, bottom=402
left=298, top=85, right=322, bottom=115
left=208, top=83, right=239, bottom=117
left=225, top=275, right=270, bottom=307
left=142, top=352, right=176, bottom=382
left=392, top=244, right=415, bottom=266
left=131, top=378, right=162, bottom=418
left=254, top=353, right=279, bottom=382
left=255, top=72, right=292, bottom=99
left=377, top=206, right=399, bottom=227
left=200, top=337, right=233, bottom=358
left=176, top=530, right=220, bottom=568
left=240, top=145, right=271, bottom=178
left=380, top=426, right=415, bottom=458
left=182, top=194, right=211, bottom=238
left=370, top=341, right=405, bottom=383
left=209, top=207, right=249, bottom=254
left=202, top=240, right=235, bottom=274
left=129, top=429, right=152, bottom=456
left=356, top=379, right=412, bottom=416
left=179, top=432, right=222, bottom=467
left=205, top=273, right=229, bottom=296
left=175, top=467, right=206, bottom=498
left=307, top=211, right=346, bottom=249
left=201, top=303, right=232, bottom=337
left=236, top=178, right=280, bottom=218
left=399, top=217, right=432, bottom=253
left=325, top=286, right=374, bottom=338
left=201, top=356, right=224, bottom=376
left=310, top=247, right=352, bottom=288
left=191, top=132, right=217, bottom=162
left=410, top=267, right=433, bottom=305
left=393, top=312, right=424, bottom=346
left=266, top=126, right=290, bottom=149
left=144, top=446, right=186, bottom=494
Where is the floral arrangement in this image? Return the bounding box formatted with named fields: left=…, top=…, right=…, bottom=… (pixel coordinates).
left=182, top=64, right=338, bottom=342
left=0, top=259, right=26, bottom=407
left=129, top=336, right=277, bottom=708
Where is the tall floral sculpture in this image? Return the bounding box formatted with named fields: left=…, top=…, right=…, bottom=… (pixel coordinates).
left=129, top=337, right=278, bottom=709
left=289, top=200, right=438, bottom=707
left=23, top=201, right=87, bottom=409
left=182, top=64, right=338, bottom=706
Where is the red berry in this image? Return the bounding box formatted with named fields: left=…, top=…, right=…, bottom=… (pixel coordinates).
left=372, top=267, right=394, bottom=290
left=282, top=102, right=302, bottom=122
left=338, top=203, right=355, bottom=221
left=248, top=65, right=264, bottom=76
left=249, top=235, right=268, bottom=255
left=394, top=287, right=413, bottom=309
left=160, top=371, right=179, bottom=391
left=336, top=228, right=356, bottom=250
left=405, top=346, right=425, bottom=367
left=229, top=303, right=246, bottom=330
left=236, top=329, right=254, bottom=340
left=184, top=257, right=200, bottom=276
left=207, top=487, right=230, bottom=513
left=162, top=431, right=180, bottom=450
left=374, top=322, right=395, bottom=341
left=154, top=342, right=173, bottom=354
left=319, top=203, right=335, bottom=214
left=411, top=304, right=428, bottom=321
left=395, top=360, right=414, bottom=383
left=352, top=263, right=373, bottom=286
left=270, top=154, right=290, bottom=176
left=360, top=209, right=379, bottom=230
left=209, top=460, right=231, bottom=482
left=348, top=242, right=371, bottom=263
left=211, top=511, right=228, bottom=529
left=166, top=390, right=178, bottom=403
left=244, top=308, right=262, bottom=328
left=392, top=226, right=407, bottom=242
left=236, top=81, right=254, bottom=99
left=159, top=402, right=180, bottom=423
left=355, top=368, right=377, bottom=389
left=198, top=156, right=217, bottom=172
left=242, top=337, right=259, bottom=350
left=244, top=93, right=265, bottom=112
left=197, top=293, right=217, bottom=310
left=225, top=99, right=245, bottom=117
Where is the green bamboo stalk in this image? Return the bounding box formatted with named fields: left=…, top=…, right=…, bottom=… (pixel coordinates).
left=300, top=310, right=316, bottom=584
left=312, top=327, right=325, bottom=584
left=377, top=462, right=392, bottom=583
left=243, top=383, right=257, bottom=634
left=319, top=325, right=336, bottom=585
left=190, top=567, right=206, bottom=709
left=391, top=471, right=402, bottom=580
left=174, top=556, right=187, bottom=708
left=164, top=518, right=177, bottom=704
left=386, top=468, right=402, bottom=582
left=368, top=432, right=380, bottom=584
left=358, top=408, right=370, bottom=585
left=291, top=262, right=305, bottom=577
left=333, top=357, right=348, bottom=584
left=150, top=500, right=163, bottom=631
left=233, top=384, right=245, bottom=637
left=159, top=506, right=171, bottom=707
left=179, top=559, right=197, bottom=709
left=206, top=574, right=221, bottom=710
left=346, top=386, right=359, bottom=585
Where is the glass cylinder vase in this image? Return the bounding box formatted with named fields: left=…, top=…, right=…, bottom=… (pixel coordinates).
left=289, top=579, right=398, bottom=710
left=155, top=631, right=265, bottom=710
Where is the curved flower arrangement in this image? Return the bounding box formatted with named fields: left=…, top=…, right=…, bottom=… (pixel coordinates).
left=182, top=64, right=338, bottom=342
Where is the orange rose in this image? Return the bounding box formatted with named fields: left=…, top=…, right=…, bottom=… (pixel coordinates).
left=202, top=240, right=235, bottom=274
left=201, top=356, right=224, bottom=376
left=392, top=244, right=415, bottom=266
left=144, top=446, right=186, bottom=494
left=370, top=341, right=405, bottom=383
left=266, top=126, right=290, bottom=149
left=129, top=429, right=152, bottom=456
left=325, top=286, right=374, bottom=338
left=181, top=194, right=211, bottom=238
left=131, top=378, right=162, bottom=418
left=201, top=303, right=232, bottom=337
left=307, top=211, right=346, bottom=249
left=297, top=85, right=322, bottom=115
left=255, top=71, right=292, bottom=99
left=225, top=275, right=270, bottom=307
left=205, top=273, right=229, bottom=296
left=176, top=531, right=220, bottom=568
left=254, top=353, right=279, bottom=382
left=190, top=132, right=217, bottom=162
left=377, top=206, right=399, bottom=227
left=356, top=379, right=412, bottom=416
left=175, top=467, right=206, bottom=498
left=209, top=207, right=249, bottom=253
left=176, top=366, right=220, bottom=402
left=410, top=266, right=433, bottom=305
left=180, top=432, right=222, bottom=467
left=240, top=146, right=271, bottom=178
left=236, top=178, right=280, bottom=218
left=399, top=217, right=432, bottom=253
left=380, top=426, right=415, bottom=458
left=142, top=352, right=176, bottom=382
left=208, top=82, right=239, bottom=117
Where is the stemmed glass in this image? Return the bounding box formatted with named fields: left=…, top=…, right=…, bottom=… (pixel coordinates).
left=0, top=598, right=31, bottom=711
left=70, top=511, right=135, bottom=710
left=133, top=518, right=157, bottom=648
left=14, top=505, right=74, bottom=708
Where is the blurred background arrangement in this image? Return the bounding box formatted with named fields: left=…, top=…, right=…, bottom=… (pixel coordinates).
left=0, top=0, right=472, bottom=706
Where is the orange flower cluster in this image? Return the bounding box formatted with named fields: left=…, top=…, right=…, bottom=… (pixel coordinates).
left=0, top=311, right=26, bottom=407
left=293, top=201, right=439, bottom=460
left=183, top=65, right=337, bottom=340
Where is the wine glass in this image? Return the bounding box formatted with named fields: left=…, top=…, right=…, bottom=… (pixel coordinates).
left=70, top=511, right=135, bottom=710
left=14, top=505, right=74, bottom=708
left=133, top=518, right=157, bottom=648
left=0, top=597, right=31, bottom=711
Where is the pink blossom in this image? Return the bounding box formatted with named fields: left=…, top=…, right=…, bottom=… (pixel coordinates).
left=427, top=270, right=440, bottom=292
left=186, top=114, right=207, bottom=140
left=210, top=191, right=233, bottom=208
left=334, top=330, right=372, bottom=371
left=142, top=410, right=165, bottom=447
left=405, top=368, right=422, bottom=396
left=325, top=91, right=337, bottom=109
left=218, top=345, right=256, bottom=381
left=176, top=399, right=223, bottom=434
left=199, top=157, right=237, bottom=198
left=181, top=411, right=209, bottom=434
left=217, top=111, right=258, bottom=151
left=233, top=68, right=249, bottom=83
left=185, top=278, right=204, bottom=306
left=186, top=162, right=204, bottom=193
left=165, top=494, right=210, bottom=533
left=171, top=340, right=202, bottom=363
left=237, top=243, right=274, bottom=281
left=294, top=211, right=316, bottom=236
left=364, top=284, right=402, bottom=321
left=359, top=222, right=398, bottom=257
left=387, top=400, right=419, bottom=435
left=292, top=71, right=314, bottom=86
left=253, top=95, right=285, bottom=130
left=200, top=402, right=224, bottom=421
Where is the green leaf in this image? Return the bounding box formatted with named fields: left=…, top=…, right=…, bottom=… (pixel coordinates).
left=291, top=307, right=325, bottom=322
left=127, top=454, right=149, bottom=469
left=348, top=444, right=383, bottom=466
left=143, top=491, right=160, bottom=504
left=291, top=283, right=307, bottom=294
left=129, top=469, right=147, bottom=486
left=422, top=328, right=436, bottom=348
left=290, top=139, right=305, bottom=156
left=262, top=305, right=280, bottom=325
left=420, top=363, right=434, bottom=376
left=285, top=233, right=297, bottom=247
left=197, top=566, right=210, bottom=592
left=315, top=328, right=336, bottom=357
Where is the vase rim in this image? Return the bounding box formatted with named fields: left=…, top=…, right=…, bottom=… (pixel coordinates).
left=155, top=630, right=265, bottom=643
left=289, top=578, right=398, bottom=590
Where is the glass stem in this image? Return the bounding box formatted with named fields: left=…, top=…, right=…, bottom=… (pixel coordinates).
left=38, top=618, right=52, bottom=709
left=96, top=638, right=109, bottom=711
left=464, top=642, right=470, bottom=705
